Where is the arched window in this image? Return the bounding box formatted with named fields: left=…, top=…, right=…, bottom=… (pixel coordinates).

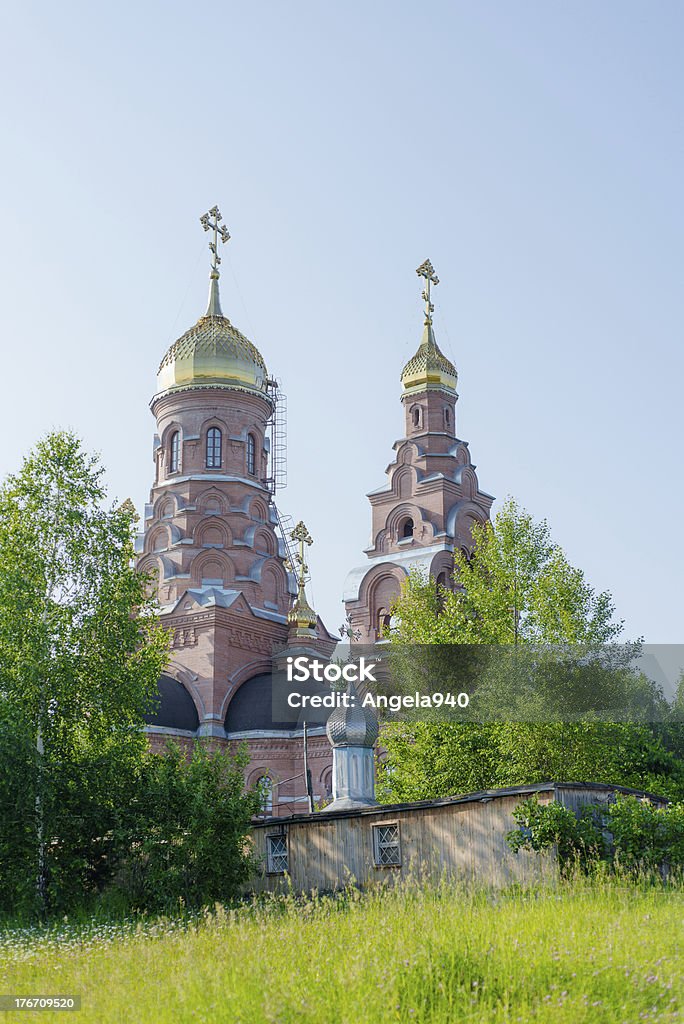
left=377, top=608, right=392, bottom=637
left=436, top=572, right=448, bottom=611
left=246, top=433, right=256, bottom=476
left=257, top=775, right=273, bottom=815
left=412, top=407, right=420, bottom=427
left=206, top=427, right=222, bottom=468
left=444, top=407, right=451, bottom=427
left=169, top=431, right=180, bottom=473
left=401, top=517, right=414, bottom=539
left=152, top=530, right=166, bottom=552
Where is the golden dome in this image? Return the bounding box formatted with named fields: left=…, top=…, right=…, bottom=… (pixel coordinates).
left=288, top=582, right=318, bottom=635
left=400, top=321, right=458, bottom=395
left=156, top=275, right=268, bottom=396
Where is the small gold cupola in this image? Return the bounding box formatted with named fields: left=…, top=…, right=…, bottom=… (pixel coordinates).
left=401, top=259, right=457, bottom=396
left=155, top=207, right=269, bottom=398
left=286, top=521, right=318, bottom=637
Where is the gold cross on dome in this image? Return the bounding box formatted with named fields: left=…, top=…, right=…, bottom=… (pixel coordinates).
left=416, top=258, right=439, bottom=325
left=200, top=205, right=231, bottom=276
left=289, top=521, right=313, bottom=585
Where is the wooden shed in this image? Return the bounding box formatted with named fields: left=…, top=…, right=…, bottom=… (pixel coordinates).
left=249, top=782, right=666, bottom=893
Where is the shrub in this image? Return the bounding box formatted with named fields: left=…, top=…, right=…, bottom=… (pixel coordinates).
left=110, top=741, right=261, bottom=913
left=608, top=795, right=684, bottom=870
left=506, top=797, right=604, bottom=868
left=507, top=794, right=684, bottom=874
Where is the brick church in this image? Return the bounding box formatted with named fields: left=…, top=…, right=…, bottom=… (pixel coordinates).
left=137, top=210, right=492, bottom=816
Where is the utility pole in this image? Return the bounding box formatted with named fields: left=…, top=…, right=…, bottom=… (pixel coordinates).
left=303, top=720, right=314, bottom=813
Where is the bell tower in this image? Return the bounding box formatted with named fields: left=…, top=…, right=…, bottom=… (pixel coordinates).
left=136, top=208, right=336, bottom=814
left=343, top=260, right=494, bottom=643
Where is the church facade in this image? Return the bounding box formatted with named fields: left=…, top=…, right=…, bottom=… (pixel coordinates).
left=136, top=208, right=336, bottom=816
left=136, top=214, right=492, bottom=816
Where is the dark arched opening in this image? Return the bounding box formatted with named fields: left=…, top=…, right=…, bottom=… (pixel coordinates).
left=144, top=675, right=199, bottom=731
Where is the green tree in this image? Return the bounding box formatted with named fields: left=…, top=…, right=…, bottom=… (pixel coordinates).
left=391, top=498, right=622, bottom=646
left=114, top=742, right=262, bottom=912
left=0, top=431, right=169, bottom=915
left=379, top=499, right=683, bottom=802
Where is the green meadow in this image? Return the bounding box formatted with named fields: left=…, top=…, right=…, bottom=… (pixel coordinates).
left=0, top=879, right=681, bottom=1024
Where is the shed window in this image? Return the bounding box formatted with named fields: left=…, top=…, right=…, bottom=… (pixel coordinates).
left=246, top=433, right=256, bottom=475
left=266, top=833, right=288, bottom=874
left=206, top=427, right=222, bottom=468
left=373, top=823, right=401, bottom=867
left=169, top=431, right=180, bottom=473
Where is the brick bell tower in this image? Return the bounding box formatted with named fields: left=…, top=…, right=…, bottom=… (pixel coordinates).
left=343, top=260, right=494, bottom=643
left=136, top=208, right=336, bottom=815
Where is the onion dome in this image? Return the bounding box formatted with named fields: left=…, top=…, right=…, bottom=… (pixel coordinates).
left=326, top=682, right=379, bottom=748
left=401, top=257, right=457, bottom=395
left=401, top=320, right=458, bottom=396
left=287, top=580, right=318, bottom=635
left=156, top=273, right=269, bottom=397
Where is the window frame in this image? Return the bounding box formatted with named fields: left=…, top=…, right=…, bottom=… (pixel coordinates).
left=257, top=775, right=274, bottom=815
left=400, top=517, right=414, bottom=540
left=206, top=427, right=222, bottom=469
left=246, top=433, right=256, bottom=476
left=266, top=832, right=288, bottom=874
left=372, top=821, right=402, bottom=868
left=169, top=431, right=180, bottom=473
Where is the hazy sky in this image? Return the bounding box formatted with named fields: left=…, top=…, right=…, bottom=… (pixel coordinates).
left=1, top=2, right=682, bottom=642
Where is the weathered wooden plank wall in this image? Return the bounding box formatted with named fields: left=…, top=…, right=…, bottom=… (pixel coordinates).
left=248, top=783, right=664, bottom=894
left=249, top=790, right=557, bottom=893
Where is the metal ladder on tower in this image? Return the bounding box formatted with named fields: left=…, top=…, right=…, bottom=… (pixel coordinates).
left=274, top=508, right=297, bottom=569
left=265, top=378, right=287, bottom=493
left=264, top=378, right=295, bottom=571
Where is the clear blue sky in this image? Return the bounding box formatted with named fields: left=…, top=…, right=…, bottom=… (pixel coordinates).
left=1, top=2, right=682, bottom=642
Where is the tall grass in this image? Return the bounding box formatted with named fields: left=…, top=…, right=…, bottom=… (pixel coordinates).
left=0, top=875, right=681, bottom=1023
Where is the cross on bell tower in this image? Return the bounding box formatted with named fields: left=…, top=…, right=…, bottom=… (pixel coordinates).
left=416, top=258, right=439, bottom=326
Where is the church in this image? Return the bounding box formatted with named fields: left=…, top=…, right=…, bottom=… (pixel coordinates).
left=137, top=208, right=493, bottom=816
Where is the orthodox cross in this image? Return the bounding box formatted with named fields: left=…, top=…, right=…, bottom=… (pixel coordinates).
left=339, top=612, right=361, bottom=644
left=416, top=258, right=439, bottom=325
left=200, top=206, right=231, bottom=275
left=289, top=521, right=313, bottom=588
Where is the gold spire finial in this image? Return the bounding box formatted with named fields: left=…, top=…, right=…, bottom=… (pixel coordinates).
left=286, top=521, right=317, bottom=632
left=416, top=258, right=439, bottom=327
left=200, top=206, right=231, bottom=317
left=401, top=259, right=456, bottom=394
